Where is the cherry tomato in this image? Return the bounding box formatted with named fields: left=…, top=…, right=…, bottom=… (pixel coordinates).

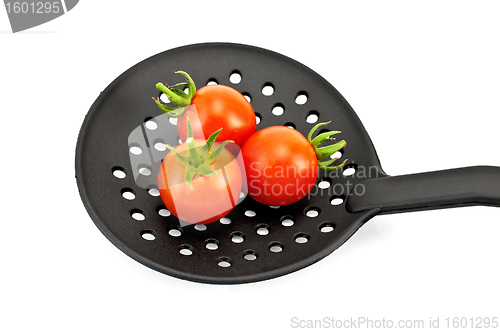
left=241, top=124, right=347, bottom=206
left=158, top=139, right=242, bottom=224
left=241, top=126, right=318, bottom=206
left=177, top=85, right=256, bottom=148
left=154, top=72, right=256, bottom=148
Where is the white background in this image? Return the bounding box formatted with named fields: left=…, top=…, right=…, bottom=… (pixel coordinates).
left=1, top=1, right=499, bottom=331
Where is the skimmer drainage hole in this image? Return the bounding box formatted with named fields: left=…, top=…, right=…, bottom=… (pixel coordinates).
left=231, top=232, right=245, bottom=243
left=330, top=149, right=343, bottom=160
left=269, top=242, right=284, bottom=253
left=295, top=233, right=309, bottom=244
left=194, top=224, right=207, bottom=231
left=131, top=209, right=145, bottom=221
left=256, top=224, right=270, bottom=235
left=245, top=210, right=256, bottom=217
left=318, top=178, right=331, bottom=189
left=262, top=83, right=274, bottom=96
left=217, top=257, right=232, bottom=268
left=280, top=216, right=295, bottom=227
left=158, top=207, right=171, bottom=217
left=159, top=93, right=170, bottom=103
left=272, top=104, right=284, bottom=116
left=295, top=91, right=308, bottom=105
left=343, top=164, right=357, bottom=177
left=229, top=71, right=242, bottom=84
left=168, top=227, right=182, bottom=237
left=243, top=93, right=251, bottom=103
left=306, top=111, right=319, bottom=124
left=305, top=207, right=320, bottom=218
left=319, top=223, right=336, bottom=233
left=121, top=188, right=136, bottom=200
left=330, top=195, right=345, bottom=206
left=244, top=250, right=258, bottom=261
left=148, top=188, right=160, bottom=197
left=138, top=166, right=152, bottom=176
left=129, top=145, right=142, bottom=155
left=179, top=245, right=194, bottom=256
left=154, top=141, right=166, bottom=151
left=141, top=230, right=156, bottom=241
left=112, top=167, right=126, bottom=179
left=255, top=113, right=261, bottom=125
left=205, top=239, right=219, bottom=250
left=144, top=119, right=158, bottom=130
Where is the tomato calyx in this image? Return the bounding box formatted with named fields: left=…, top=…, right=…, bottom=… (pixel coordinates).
left=307, top=121, right=348, bottom=171
left=164, top=117, right=233, bottom=189
left=152, top=71, right=197, bottom=117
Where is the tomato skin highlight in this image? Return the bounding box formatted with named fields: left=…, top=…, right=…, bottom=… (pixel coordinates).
left=158, top=140, right=242, bottom=224
left=241, top=126, right=319, bottom=206
left=177, top=85, right=256, bottom=148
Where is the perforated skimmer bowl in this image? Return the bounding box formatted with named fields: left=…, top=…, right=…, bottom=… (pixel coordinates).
left=75, top=43, right=500, bottom=284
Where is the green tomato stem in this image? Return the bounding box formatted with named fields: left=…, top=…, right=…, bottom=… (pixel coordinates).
left=153, top=71, right=197, bottom=117
left=165, top=117, right=233, bottom=189
left=307, top=121, right=347, bottom=171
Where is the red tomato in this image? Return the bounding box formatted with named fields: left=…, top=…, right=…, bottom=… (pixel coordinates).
left=158, top=139, right=242, bottom=224
left=241, top=126, right=319, bottom=206
left=177, top=85, right=256, bottom=148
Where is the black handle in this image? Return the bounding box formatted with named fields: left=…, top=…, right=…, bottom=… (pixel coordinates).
left=346, top=166, right=500, bottom=214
